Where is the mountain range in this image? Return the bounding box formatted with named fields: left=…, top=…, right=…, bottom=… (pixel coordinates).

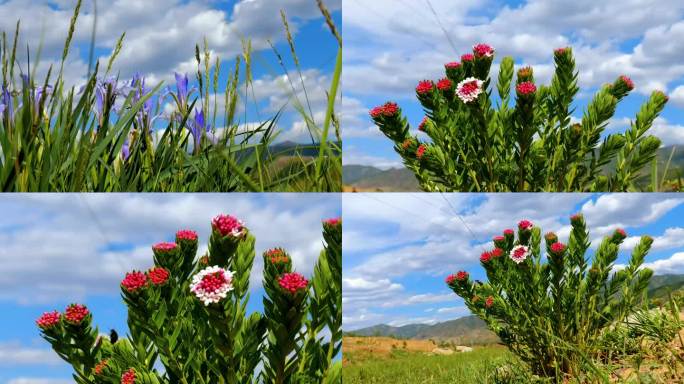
left=343, top=145, right=684, bottom=192
left=346, top=274, right=684, bottom=344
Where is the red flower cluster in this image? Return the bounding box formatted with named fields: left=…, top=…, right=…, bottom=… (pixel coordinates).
left=198, top=271, right=229, bottom=294
left=64, top=304, right=89, bottom=325
left=518, top=220, right=533, bottom=230
left=278, top=272, right=309, bottom=294
left=121, top=368, right=136, bottom=384
left=416, top=144, right=427, bottom=159
left=550, top=242, right=566, bottom=254
left=148, top=267, right=170, bottom=285
left=94, top=359, right=108, bottom=375
left=121, top=271, right=147, bottom=293
left=620, top=75, right=634, bottom=90
left=480, top=250, right=492, bottom=263
left=212, top=214, right=245, bottom=237
left=176, top=229, right=198, bottom=241
left=437, top=78, right=453, bottom=91
left=461, top=53, right=474, bottom=62
left=516, top=81, right=537, bottom=95
left=554, top=47, right=568, bottom=55
left=324, top=217, right=342, bottom=226
left=418, top=117, right=428, bottom=132
left=473, top=43, right=494, bottom=57
left=369, top=102, right=399, bottom=118
left=36, top=311, right=60, bottom=330
left=491, top=248, right=503, bottom=258
left=493, top=235, right=504, bottom=242
left=485, top=296, right=494, bottom=308
left=503, top=229, right=514, bottom=236
left=416, top=80, right=434, bottom=94
left=445, top=61, right=461, bottom=69
left=456, top=271, right=468, bottom=281
left=153, top=242, right=177, bottom=252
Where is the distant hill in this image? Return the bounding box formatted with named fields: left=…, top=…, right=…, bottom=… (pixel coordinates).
left=348, top=274, right=684, bottom=345
left=343, top=165, right=420, bottom=192
left=342, top=145, right=684, bottom=192
left=347, top=315, right=499, bottom=345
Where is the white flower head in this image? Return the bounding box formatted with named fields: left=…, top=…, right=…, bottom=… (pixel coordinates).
left=456, top=77, right=484, bottom=103
left=190, top=266, right=235, bottom=306
left=509, top=245, right=530, bottom=264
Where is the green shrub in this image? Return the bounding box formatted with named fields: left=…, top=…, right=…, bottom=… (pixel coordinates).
left=446, top=214, right=653, bottom=379
left=371, top=44, right=669, bottom=192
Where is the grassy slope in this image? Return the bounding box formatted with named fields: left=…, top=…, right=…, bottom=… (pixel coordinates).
left=347, top=315, right=498, bottom=345
left=343, top=344, right=511, bottom=384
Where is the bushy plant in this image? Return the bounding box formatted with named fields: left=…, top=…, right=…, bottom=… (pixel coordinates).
left=446, top=214, right=654, bottom=379
left=36, top=215, right=342, bottom=383
left=0, top=0, right=341, bottom=192
left=372, top=43, right=669, bottom=192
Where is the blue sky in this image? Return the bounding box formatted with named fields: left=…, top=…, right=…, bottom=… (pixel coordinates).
left=0, top=194, right=341, bottom=384
left=343, top=193, right=684, bottom=330
left=0, top=0, right=341, bottom=143
left=342, top=0, right=684, bottom=169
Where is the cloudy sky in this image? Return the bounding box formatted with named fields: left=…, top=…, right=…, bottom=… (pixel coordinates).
left=0, top=0, right=341, bottom=143
left=0, top=193, right=340, bottom=384
left=343, top=193, right=684, bottom=330
left=342, top=0, right=684, bottom=169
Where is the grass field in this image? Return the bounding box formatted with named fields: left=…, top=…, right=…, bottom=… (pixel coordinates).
left=343, top=337, right=512, bottom=384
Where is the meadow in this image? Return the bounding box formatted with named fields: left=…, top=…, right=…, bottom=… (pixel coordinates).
left=0, top=0, right=341, bottom=192
left=343, top=337, right=512, bottom=384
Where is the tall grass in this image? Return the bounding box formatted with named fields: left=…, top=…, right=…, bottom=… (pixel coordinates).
left=0, top=0, right=341, bottom=192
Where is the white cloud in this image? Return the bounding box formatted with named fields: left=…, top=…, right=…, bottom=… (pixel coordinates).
left=639, top=252, right=684, bottom=275
left=0, top=194, right=338, bottom=304
left=7, top=379, right=72, bottom=384
left=671, top=85, right=684, bottom=107
left=0, top=343, right=61, bottom=366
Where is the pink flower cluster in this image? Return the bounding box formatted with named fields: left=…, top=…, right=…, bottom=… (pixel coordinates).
left=212, top=214, right=246, bottom=238
left=324, top=217, right=342, bottom=227
left=516, top=81, right=536, bottom=95
left=620, top=75, right=634, bottom=90
left=148, top=267, right=170, bottom=285
left=64, top=304, right=89, bottom=325
left=503, top=229, right=514, bottom=236
left=445, top=62, right=461, bottom=69
left=36, top=311, right=61, bottom=330
left=446, top=270, right=469, bottom=285
left=510, top=245, right=529, bottom=264
left=190, top=266, right=235, bottom=306
left=153, top=242, right=177, bottom=252
left=418, top=117, right=428, bottom=132
left=121, top=271, right=147, bottom=293
left=416, top=80, right=434, bottom=94
left=370, top=102, right=399, bottom=118
left=416, top=144, right=427, bottom=159
left=550, top=242, right=566, bottom=254
left=121, top=368, right=136, bottom=384
left=278, top=272, right=309, bottom=294
left=176, top=229, right=198, bottom=241
left=518, top=220, right=533, bottom=230
left=473, top=43, right=494, bottom=58
left=456, top=77, right=483, bottom=103
left=461, top=53, right=474, bottom=62
left=437, top=78, right=453, bottom=91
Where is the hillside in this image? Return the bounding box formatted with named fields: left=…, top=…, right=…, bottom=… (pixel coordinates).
left=343, top=145, right=684, bottom=192
left=347, top=274, right=684, bottom=345
left=347, top=315, right=499, bottom=345
left=343, top=165, right=420, bottom=192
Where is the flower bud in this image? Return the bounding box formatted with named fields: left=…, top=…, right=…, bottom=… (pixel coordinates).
left=121, top=271, right=148, bottom=293
left=64, top=304, right=89, bottom=326
left=36, top=311, right=61, bottom=330
left=278, top=272, right=309, bottom=295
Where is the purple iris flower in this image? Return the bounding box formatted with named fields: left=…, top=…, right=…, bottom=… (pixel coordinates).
left=2, top=86, right=13, bottom=120
left=188, top=108, right=211, bottom=148
left=33, top=85, right=53, bottom=115
left=121, top=139, right=131, bottom=161
left=174, top=72, right=189, bottom=106
left=94, top=77, right=121, bottom=125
